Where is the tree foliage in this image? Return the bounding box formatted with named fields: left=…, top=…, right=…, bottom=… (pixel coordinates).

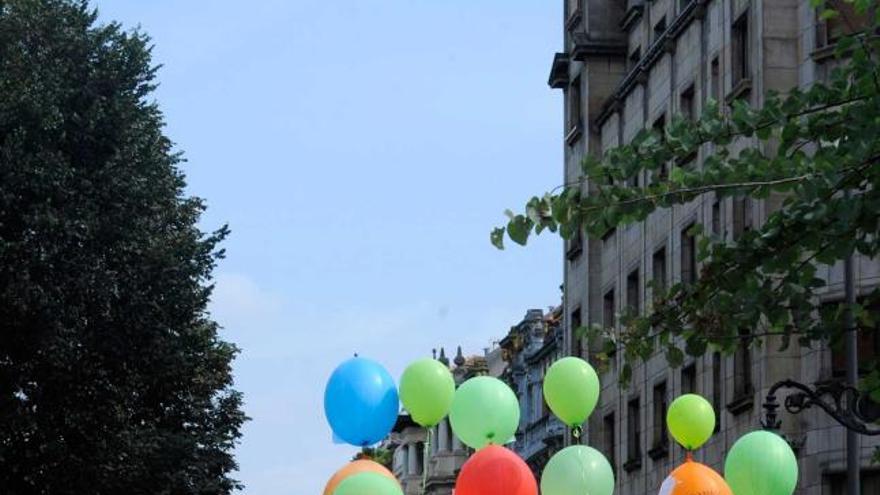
left=0, top=1, right=245, bottom=492
left=494, top=0, right=880, bottom=397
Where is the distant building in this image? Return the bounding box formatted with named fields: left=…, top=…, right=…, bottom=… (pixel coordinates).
left=383, top=346, right=504, bottom=495
left=500, top=307, right=566, bottom=476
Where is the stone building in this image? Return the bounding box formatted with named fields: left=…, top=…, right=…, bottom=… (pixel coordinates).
left=384, top=347, right=503, bottom=495
left=500, top=307, right=566, bottom=477
left=549, top=1, right=880, bottom=494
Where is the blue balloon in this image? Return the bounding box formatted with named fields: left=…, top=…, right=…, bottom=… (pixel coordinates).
left=324, top=357, right=399, bottom=446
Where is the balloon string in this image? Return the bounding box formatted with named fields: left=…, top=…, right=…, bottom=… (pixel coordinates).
left=422, top=426, right=432, bottom=491
left=571, top=425, right=583, bottom=444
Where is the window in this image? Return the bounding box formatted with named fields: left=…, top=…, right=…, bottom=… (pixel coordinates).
left=652, top=247, right=667, bottom=299
left=567, top=228, right=584, bottom=261
left=818, top=0, right=873, bottom=47
left=629, top=47, right=642, bottom=72
left=732, top=196, right=751, bottom=240
left=710, top=56, right=721, bottom=103
left=652, top=381, right=668, bottom=449
left=653, top=16, right=667, bottom=43
left=711, top=200, right=721, bottom=236
left=680, top=84, right=696, bottom=121
left=568, top=76, right=582, bottom=134
left=712, top=352, right=722, bottom=431
left=681, top=363, right=697, bottom=394
left=829, top=300, right=880, bottom=377
left=652, top=115, right=668, bottom=182
left=733, top=328, right=753, bottom=398
left=653, top=114, right=666, bottom=138
left=626, top=398, right=642, bottom=468
left=415, top=442, right=425, bottom=474
left=732, top=12, right=750, bottom=86
left=603, top=289, right=616, bottom=330
left=531, top=381, right=545, bottom=418
left=627, top=269, right=640, bottom=316
left=571, top=306, right=585, bottom=358
left=680, top=225, right=697, bottom=285
left=827, top=470, right=880, bottom=495
left=604, top=413, right=616, bottom=471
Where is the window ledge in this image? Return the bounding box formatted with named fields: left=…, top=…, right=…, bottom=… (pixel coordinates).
left=726, top=392, right=754, bottom=416
left=565, top=123, right=583, bottom=146
left=725, top=78, right=752, bottom=105
left=648, top=442, right=669, bottom=460
left=620, top=5, right=644, bottom=31
left=811, top=44, right=838, bottom=63
left=623, top=457, right=642, bottom=472
left=812, top=34, right=880, bottom=63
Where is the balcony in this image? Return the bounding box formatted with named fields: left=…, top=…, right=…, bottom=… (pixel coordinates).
left=548, top=52, right=570, bottom=90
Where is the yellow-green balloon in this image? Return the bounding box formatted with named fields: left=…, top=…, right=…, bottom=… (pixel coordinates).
left=724, top=431, right=798, bottom=495
left=449, top=376, right=519, bottom=450
left=541, top=445, right=614, bottom=495
left=667, top=394, right=715, bottom=450
left=542, top=357, right=600, bottom=426
left=334, top=471, right=402, bottom=495
left=399, top=358, right=455, bottom=427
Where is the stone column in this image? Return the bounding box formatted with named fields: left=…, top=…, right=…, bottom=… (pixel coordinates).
left=452, top=430, right=463, bottom=452
left=408, top=443, right=418, bottom=475
left=438, top=419, right=449, bottom=452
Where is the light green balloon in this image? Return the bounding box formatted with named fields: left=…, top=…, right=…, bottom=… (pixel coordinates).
left=542, top=357, right=600, bottom=426
left=724, top=431, right=798, bottom=495
left=667, top=394, right=715, bottom=450
left=448, top=376, right=519, bottom=449
left=399, top=358, right=455, bottom=427
left=333, top=471, right=402, bottom=495
left=540, top=445, right=614, bottom=495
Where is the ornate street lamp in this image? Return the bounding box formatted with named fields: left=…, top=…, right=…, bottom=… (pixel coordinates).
left=761, top=379, right=880, bottom=436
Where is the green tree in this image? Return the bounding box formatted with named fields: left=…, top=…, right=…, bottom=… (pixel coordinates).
left=0, top=1, right=246, bottom=493
left=355, top=447, right=394, bottom=470
left=493, top=0, right=880, bottom=395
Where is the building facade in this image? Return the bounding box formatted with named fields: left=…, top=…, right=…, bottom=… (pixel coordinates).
left=551, top=1, right=880, bottom=494
left=500, top=308, right=566, bottom=477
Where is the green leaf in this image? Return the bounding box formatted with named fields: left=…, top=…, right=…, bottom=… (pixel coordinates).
left=665, top=345, right=685, bottom=368
left=506, top=215, right=533, bottom=246
left=819, top=9, right=839, bottom=20
left=490, top=227, right=505, bottom=250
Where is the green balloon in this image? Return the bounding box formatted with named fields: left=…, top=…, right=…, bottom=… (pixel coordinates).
left=449, top=376, right=519, bottom=450
left=724, top=431, right=798, bottom=495
left=542, top=357, right=600, bottom=426
left=540, top=445, right=614, bottom=495
left=667, top=394, right=715, bottom=450
left=333, top=471, right=402, bottom=495
left=399, top=358, right=455, bottom=427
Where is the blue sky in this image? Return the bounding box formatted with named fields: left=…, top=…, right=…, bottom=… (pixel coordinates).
left=97, top=1, right=562, bottom=493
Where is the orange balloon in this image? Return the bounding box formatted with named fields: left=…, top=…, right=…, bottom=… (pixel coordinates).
left=323, top=459, right=398, bottom=495
left=658, top=459, right=732, bottom=495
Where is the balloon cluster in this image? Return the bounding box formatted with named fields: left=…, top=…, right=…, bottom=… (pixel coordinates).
left=319, top=355, right=800, bottom=495
left=661, top=393, right=799, bottom=495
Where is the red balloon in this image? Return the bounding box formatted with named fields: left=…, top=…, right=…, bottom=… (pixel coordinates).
left=455, top=445, right=537, bottom=495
